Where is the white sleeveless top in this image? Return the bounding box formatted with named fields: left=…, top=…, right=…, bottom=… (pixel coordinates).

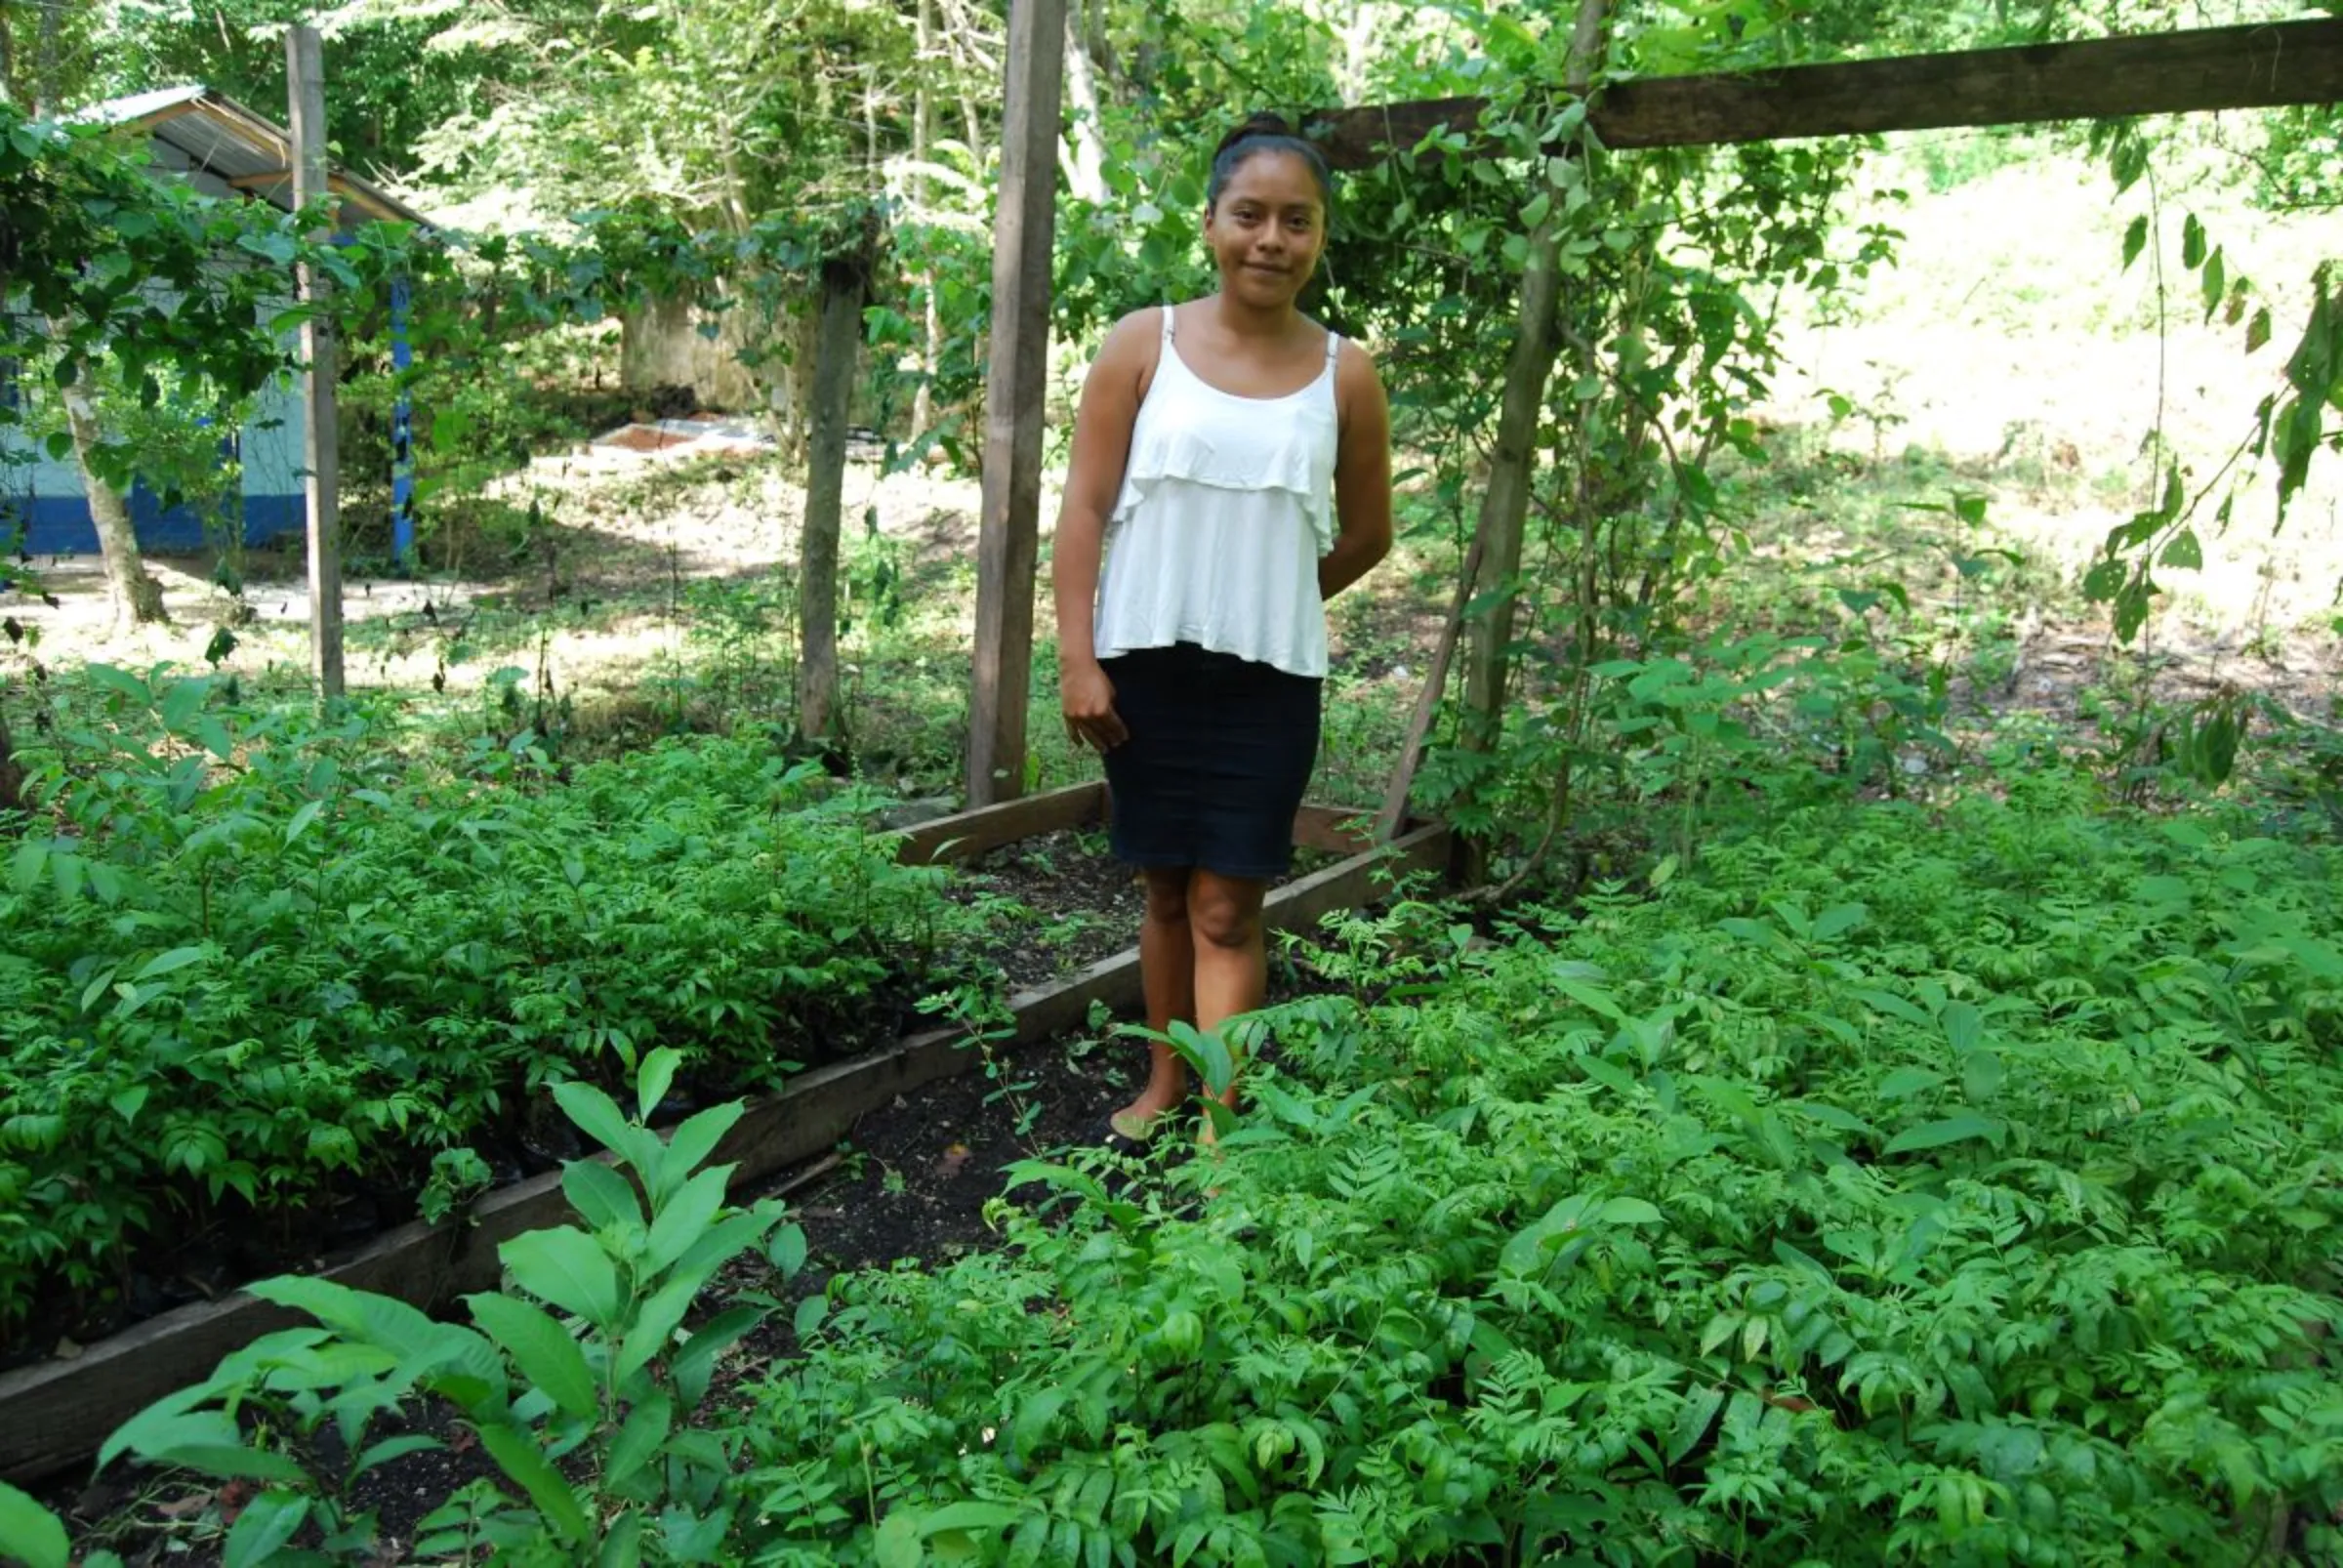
left=1091, top=306, right=1339, bottom=679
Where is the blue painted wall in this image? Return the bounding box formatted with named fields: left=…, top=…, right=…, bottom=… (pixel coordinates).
left=0, top=354, right=308, bottom=557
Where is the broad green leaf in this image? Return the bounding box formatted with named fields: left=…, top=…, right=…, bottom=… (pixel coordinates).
left=1577, top=1056, right=1642, bottom=1099
left=1012, top=1384, right=1070, bottom=1464
left=248, top=1277, right=482, bottom=1382
left=1940, top=1002, right=1983, bottom=1057
left=282, top=799, right=324, bottom=848
left=1772, top=1238, right=1835, bottom=1282
left=1883, top=1112, right=2002, bottom=1157
left=1876, top=1066, right=1945, bottom=1100
left=659, top=1101, right=746, bottom=1193
left=920, top=1503, right=1029, bottom=1537
left=604, top=1394, right=674, bottom=1490
left=875, top=1509, right=924, bottom=1568
left=475, top=1422, right=590, bottom=1544
left=501, top=1227, right=622, bottom=1326
left=564, top=1160, right=643, bottom=1232
left=636, top=1048, right=680, bottom=1123
left=1666, top=1385, right=1725, bottom=1464
left=1792, top=1101, right=1875, bottom=1136
left=466, top=1294, right=596, bottom=1420
left=0, top=1480, right=70, bottom=1568
left=614, top=1274, right=701, bottom=1385
left=661, top=1506, right=732, bottom=1563
left=1853, top=989, right=1932, bottom=1029
left=1165, top=1021, right=1235, bottom=1097
left=109, top=1411, right=309, bottom=1483
left=223, top=1490, right=309, bottom=1568
left=354, top=1434, right=443, bottom=1474
left=769, top=1223, right=807, bottom=1280
left=2081, top=558, right=2128, bottom=602
left=553, top=1079, right=652, bottom=1166
left=1811, top=903, right=1868, bottom=941
left=644, top=1167, right=733, bottom=1274
left=2160, top=529, right=2203, bottom=570
left=670, top=1210, right=778, bottom=1289
left=598, top=1509, right=645, bottom=1568
left=135, top=945, right=207, bottom=981
left=1549, top=975, right=1625, bottom=1021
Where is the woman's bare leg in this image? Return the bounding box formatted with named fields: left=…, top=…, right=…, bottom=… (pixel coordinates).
left=1111, top=866, right=1196, bottom=1136
left=1187, top=869, right=1270, bottom=1108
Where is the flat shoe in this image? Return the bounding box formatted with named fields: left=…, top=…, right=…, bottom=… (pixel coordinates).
left=1109, top=1107, right=1164, bottom=1141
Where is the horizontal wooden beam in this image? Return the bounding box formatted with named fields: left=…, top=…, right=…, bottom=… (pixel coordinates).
left=891, top=780, right=1105, bottom=866
left=1267, top=821, right=1451, bottom=932
left=1306, top=19, right=2343, bottom=165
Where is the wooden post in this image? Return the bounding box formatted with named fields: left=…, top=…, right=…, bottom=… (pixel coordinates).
left=966, top=0, right=1068, bottom=807
left=287, top=24, right=344, bottom=700
left=799, top=253, right=868, bottom=744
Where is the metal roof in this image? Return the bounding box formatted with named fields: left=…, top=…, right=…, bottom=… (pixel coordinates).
left=78, top=85, right=433, bottom=228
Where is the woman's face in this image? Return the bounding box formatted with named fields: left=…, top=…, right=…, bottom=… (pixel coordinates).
left=1202, top=150, right=1327, bottom=310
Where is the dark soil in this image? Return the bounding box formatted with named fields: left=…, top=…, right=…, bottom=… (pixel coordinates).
left=56, top=924, right=1342, bottom=1563
left=949, top=826, right=1148, bottom=988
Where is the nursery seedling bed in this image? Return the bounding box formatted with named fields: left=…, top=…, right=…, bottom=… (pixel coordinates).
left=1, top=787, right=1445, bottom=1484
left=60, top=969, right=1322, bottom=1560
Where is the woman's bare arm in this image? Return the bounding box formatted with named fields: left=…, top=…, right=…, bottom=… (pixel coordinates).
left=1050, top=310, right=1158, bottom=750
left=1323, top=339, right=1394, bottom=600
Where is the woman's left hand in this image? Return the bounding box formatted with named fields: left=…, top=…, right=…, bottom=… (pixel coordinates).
left=1061, top=658, right=1130, bottom=752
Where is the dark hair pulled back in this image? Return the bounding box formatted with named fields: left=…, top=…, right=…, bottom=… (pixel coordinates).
left=1207, top=112, right=1335, bottom=216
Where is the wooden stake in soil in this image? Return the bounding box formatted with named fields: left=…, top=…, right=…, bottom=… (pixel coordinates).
left=799, top=251, right=870, bottom=743
left=1376, top=535, right=1483, bottom=844
left=286, top=24, right=344, bottom=700
left=966, top=0, right=1069, bottom=808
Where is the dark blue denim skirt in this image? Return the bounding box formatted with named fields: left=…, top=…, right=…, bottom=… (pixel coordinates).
left=1098, top=641, right=1322, bottom=880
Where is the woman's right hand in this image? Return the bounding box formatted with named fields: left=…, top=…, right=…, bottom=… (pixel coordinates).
left=1060, top=659, right=1130, bottom=752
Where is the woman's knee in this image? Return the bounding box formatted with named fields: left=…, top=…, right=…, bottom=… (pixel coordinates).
left=1188, top=875, right=1264, bottom=950
left=1142, top=868, right=1191, bottom=925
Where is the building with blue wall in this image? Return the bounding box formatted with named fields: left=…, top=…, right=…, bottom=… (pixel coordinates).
left=0, top=87, right=430, bottom=557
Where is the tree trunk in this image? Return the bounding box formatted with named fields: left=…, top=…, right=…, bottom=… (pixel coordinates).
left=1456, top=237, right=1563, bottom=747
left=797, top=258, right=866, bottom=744
left=30, top=0, right=62, bottom=115
left=1061, top=14, right=1108, bottom=204
left=0, top=694, right=22, bottom=819
left=54, top=362, right=168, bottom=629
left=912, top=0, right=938, bottom=437
left=1456, top=0, right=1609, bottom=884
left=1459, top=0, right=1610, bottom=750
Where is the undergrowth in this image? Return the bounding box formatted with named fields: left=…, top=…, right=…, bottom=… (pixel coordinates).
left=744, top=773, right=2343, bottom=1564
left=0, top=666, right=972, bottom=1345
left=45, top=765, right=2340, bottom=1565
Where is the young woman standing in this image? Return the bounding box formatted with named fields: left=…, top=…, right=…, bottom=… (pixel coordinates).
left=1050, top=115, right=1394, bottom=1143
